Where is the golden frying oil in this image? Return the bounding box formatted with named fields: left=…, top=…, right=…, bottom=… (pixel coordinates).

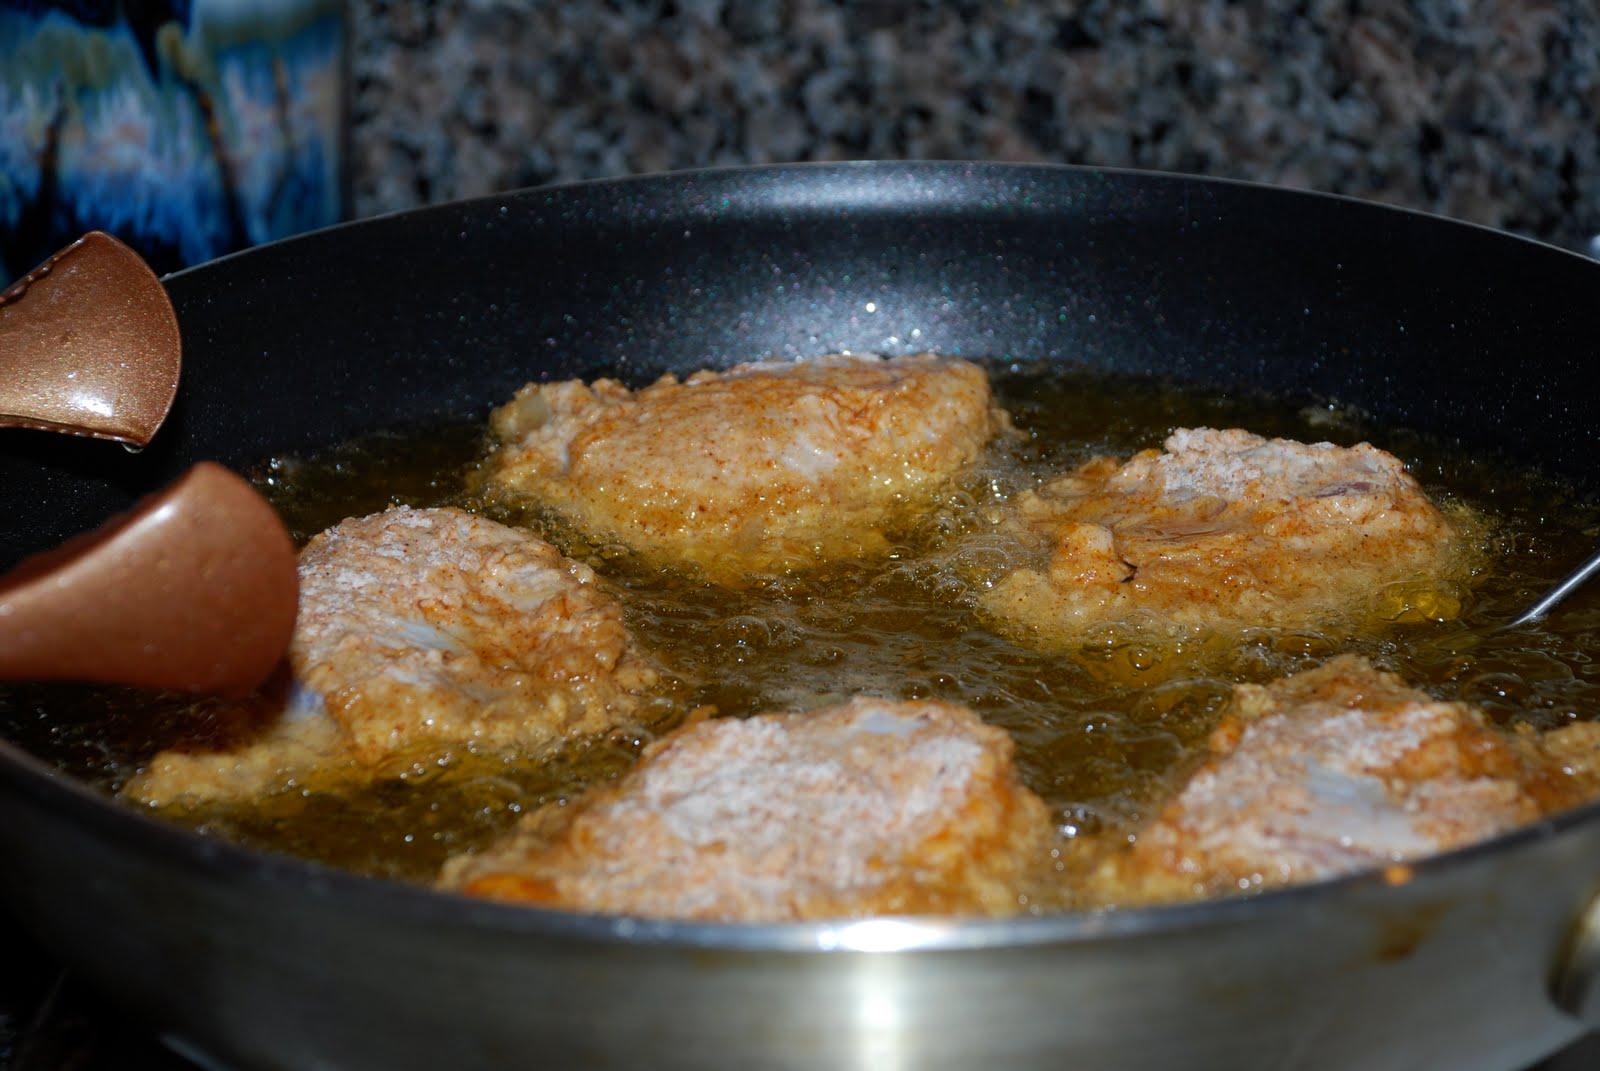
left=5, top=364, right=1600, bottom=899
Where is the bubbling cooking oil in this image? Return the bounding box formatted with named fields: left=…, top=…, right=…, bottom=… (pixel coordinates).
left=4, top=363, right=1600, bottom=902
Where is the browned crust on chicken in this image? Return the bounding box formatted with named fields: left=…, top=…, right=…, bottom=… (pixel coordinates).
left=440, top=697, right=1053, bottom=921
left=1091, top=655, right=1597, bottom=905
left=980, top=428, right=1477, bottom=652
left=126, top=507, right=660, bottom=806
left=483, top=353, right=1008, bottom=583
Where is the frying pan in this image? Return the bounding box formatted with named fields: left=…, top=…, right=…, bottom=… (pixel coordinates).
left=3, top=162, right=1600, bottom=1070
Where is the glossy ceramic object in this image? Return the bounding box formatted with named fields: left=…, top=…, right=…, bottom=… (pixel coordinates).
left=0, top=231, right=180, bottom=447
left=0, top=462, right=297, bottom=698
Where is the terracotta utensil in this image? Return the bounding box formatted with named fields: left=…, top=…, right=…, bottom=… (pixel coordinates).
left=0, top=462, right=299, bottom=698
left=0, top=231, right=181, bottom=447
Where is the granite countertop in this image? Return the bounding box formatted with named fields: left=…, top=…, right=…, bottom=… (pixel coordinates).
left=350, top=0, right=1600, bottom=253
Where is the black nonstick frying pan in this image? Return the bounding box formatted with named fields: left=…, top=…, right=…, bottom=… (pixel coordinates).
left=3, top=162, right=1600, bottom=1070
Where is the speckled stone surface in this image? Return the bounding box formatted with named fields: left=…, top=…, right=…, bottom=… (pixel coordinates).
left=350, top=0, right=1600, bottom=253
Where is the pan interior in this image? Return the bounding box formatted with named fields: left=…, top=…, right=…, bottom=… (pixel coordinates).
left=4, top=163, right=1600, bottom=931
left=6, top=357, right=1600, bottom=917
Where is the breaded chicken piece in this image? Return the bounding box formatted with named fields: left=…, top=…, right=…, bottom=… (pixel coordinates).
left=1091, top=655, right=1597, bottom=905
left=126, top=507, right=659, bottom=806
left=980, top=428, right=1475, bottom=651
left=440, top=697, right=1052, bottom=921
left=1539, top=719, right=1600, bottom=784
left=484, top=353, right=1008, bottom=583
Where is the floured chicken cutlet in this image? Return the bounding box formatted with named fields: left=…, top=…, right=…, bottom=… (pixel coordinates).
left=126, top=506, right=660, bottom=806
left=484, top=353, right=1007, bottom=583
left=1091, top=655, right=1600, bottom=905
left=440, top=697, right=1052, bottom=922
left=980, top=427, right=1476, bottom=651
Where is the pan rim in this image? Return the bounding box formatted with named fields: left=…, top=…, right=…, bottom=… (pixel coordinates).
left=161, top=158, right=1600, bottom=289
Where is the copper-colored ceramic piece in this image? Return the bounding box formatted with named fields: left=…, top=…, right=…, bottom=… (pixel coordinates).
left=0, top=463, right=299, bottom=698
left=0, top=231, right=181, bottom=447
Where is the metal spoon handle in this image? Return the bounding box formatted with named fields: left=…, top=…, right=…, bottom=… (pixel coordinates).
left=1502, top=546, right=1600, bottom=630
